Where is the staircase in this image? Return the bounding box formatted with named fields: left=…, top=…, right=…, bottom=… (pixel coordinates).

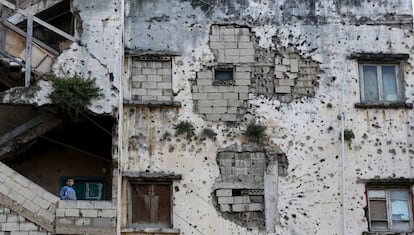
left=0, top=160, right=59, bottom=233
left=0, top=112, right=62, bottom=160
left=0, top=0, right=75, bottom=88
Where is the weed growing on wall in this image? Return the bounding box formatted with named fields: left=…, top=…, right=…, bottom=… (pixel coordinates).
left=174, top=121, right=195, bottom=140
left=243, top=120, right=267, bottom=142
left=344, top=129, right=355, bottom=141
left=48, top=74, right=101, bottom=119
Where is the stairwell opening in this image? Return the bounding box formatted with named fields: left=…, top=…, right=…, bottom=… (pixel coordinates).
left=0, top=106, right=115, bottom=201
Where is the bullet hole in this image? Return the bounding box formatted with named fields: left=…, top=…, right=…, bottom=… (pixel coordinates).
left=175, top=186, right=180, bottom=192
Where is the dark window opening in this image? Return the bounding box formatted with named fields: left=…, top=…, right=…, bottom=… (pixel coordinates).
left=214, top=68, right=234, bottom=81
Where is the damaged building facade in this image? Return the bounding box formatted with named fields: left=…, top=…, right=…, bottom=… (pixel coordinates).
left=0, top=0, right=413, bottom=234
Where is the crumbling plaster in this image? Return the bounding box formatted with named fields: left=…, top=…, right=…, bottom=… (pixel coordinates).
left=1, top=0, right=122, bottom=115
left=123, top=0, right=414, bottom=234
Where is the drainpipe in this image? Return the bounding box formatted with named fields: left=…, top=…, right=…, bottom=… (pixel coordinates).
left=339, top=59, right=348, bottom=235
left=116, top=0, right=125, bottom=234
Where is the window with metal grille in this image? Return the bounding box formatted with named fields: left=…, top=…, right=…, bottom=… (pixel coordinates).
left=367, top=187, right=413, bottom=232
left=128, top=181, right=172, bottom=228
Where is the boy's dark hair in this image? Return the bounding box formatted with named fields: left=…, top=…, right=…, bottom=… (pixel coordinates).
left=66, top=177, right=74, bottom=181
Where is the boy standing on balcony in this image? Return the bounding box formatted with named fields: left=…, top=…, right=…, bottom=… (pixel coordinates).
left=59, top=177, right=77, bottom=200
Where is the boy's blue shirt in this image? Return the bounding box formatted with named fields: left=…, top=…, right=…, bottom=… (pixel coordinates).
left=59, top=185, right=77, bottom=200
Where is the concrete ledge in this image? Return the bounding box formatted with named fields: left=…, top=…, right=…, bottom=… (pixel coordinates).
left=56, top=225, right=116, bottom=235
left=121, top=227, right=180, bottom=234
left=124, top=100, right=181, bottom=107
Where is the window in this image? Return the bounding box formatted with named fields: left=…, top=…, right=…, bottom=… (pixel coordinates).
left=214, top=65, right=234, bottom=81
left=59, top=176, right=106, bottom=200
left=359, top=63, right=403, bottom=103
left=367, top=187, right=413, bottom=232
left=127, top=181, right=172, bottom=228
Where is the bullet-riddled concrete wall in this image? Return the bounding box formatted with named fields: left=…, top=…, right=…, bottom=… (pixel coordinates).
left=123, top=0, right=414, bottom=235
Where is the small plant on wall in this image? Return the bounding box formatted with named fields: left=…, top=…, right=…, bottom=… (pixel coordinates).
left=243, top=120, right=267, bottom=142
left=48, top=73, right=102, bottom=119
left=343, top=129, right=355, bottom=141
left=174, top=121, right=195, bottom=140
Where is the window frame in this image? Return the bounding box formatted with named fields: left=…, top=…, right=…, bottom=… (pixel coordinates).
left=213, top=64, right=235, bottom=85
left=367, top=186, right=413, bottom=232
left=126, top=179, right=173, bottom=229
left=359, top=61, right=404, bottom=104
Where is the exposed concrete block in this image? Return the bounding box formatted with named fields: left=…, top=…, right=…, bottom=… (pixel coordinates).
left=232, top=204, right=248, bottom=212
left=98, top=209, right=117, bottom=218
left=218, top=86, right=235, bottom=92
left=0, top=214, right=6, bottom=223
left=233, top=196, right=243, bottom=204
left=275, top=65, right=287, bottom=72
left=197, top=79, right=212, bottom=86
left=275, top=86, right=292, bottom=94
left=240, top=49, right=255, bottom=56
left=207, top=93, right=224, bottom=100
left=147, top=89, right=162, bottom=96
left=198, top=107, right=212, bottom=113
left=59, top=200, right=76, bottom=209
left=235, top=72, right=251, bottom=79
left=222, top=35, right=235, bottom=42
left=56, top=209, right=65, bottom=217
left=57, top=218, right=73, bottom=225
left=233, top=86, right=249, bottom=93
left=237, top=35, right=251, bottom=42
left=141, top=81, right=157, bottom=89
left=152, top=61, right=163, bottom=69
left=238, top=42, right=254, bottom=49
left=80, top=209, right=98, bottom=217
left=209, top=35, right=220, bottom=42
left=211, top=107, right=227, bottom=113
left=131, top=75, right=147, bottom=81
left=282, top=58, right=290, bottom=65
left=216, top=189, right=232, bottom=197
left=65, top=209, right=80, bottom=217
left=291, top=59, right=299, bottom=72
left=162, top=75, right=171, bottom=82
left=92, top=218, right=112, bottom=227
left=13, top=174, right=30, bottom=188
left=236, top=66, right=252, bottom=72
left=238, top=93, right=249, bottom=100
left=204, top=114, right=221, bottom=121
left=237, top=28, right=250, bottom=35
left=2, top=222, right=19, bottom=231
left=236, top=78, right=251, bottom=86
left=210, top=42, right=225, bottom=49
left=198, top=71, right=213, bottom=79
left=193, top=93, right=208, bottom=100
left=225, top=49, right=239, bottom=56
left=141, top=68, right=157, bottom=75
left=218, top=196, right=234, bottom=204
left=213, top=100, right=227, bottom=107
left=202, top=86, right=219, bottom=93
left=248, top=203, right=263, bottom=211
left=278, top=79, right=295, bottom=86
left=223, top=93, right=238, bottom=100
left=94, top=201, right=113, bottom=209
left=198, top=100, right=213, bottom=107
left=157, top=68, right=172, bottom=75
left=211, top=25, right=220, bottom=35
left=19, top=222, right=39, bottom=231
left=225, top=56, right=240, bottom=63
left=220, top=204, right=231, bottom=212
left=6, top=214, right=18, bottom=222
left=221, top=28, right=235, bottom=35
left=33, top=196, right=50, bottom=210
left=23, top=200, right=40, bottom=214
left=148, top=75, right=162, bottom=81
left=132, top=88, right=147, bottom=95
left=239, top=56, right=255, bottom=63
left=225, top=42, right=238, bottom=49
left=227, top=99, right=243, bottom=107
left=75, top=218, right=91, bottom=226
